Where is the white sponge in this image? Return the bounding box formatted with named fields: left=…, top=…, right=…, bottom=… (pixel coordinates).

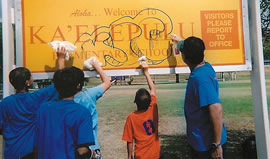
left=171, top=34, right=181, bottom=41
left=48, top=40, right=77, bottom=60
left=138, top=56, right=146, bottom=65
left=83, top=56, right=102, bottom=70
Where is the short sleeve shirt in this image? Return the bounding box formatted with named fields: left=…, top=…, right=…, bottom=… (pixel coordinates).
left=0, top=84, right=58, bottom=158
left=184, top=62, right=227, bottom=151
left=36, top=100, right=95, bottom=159
left=74, top=85, right=104, bottom=150
left=122, top=95, right=160, bottom=159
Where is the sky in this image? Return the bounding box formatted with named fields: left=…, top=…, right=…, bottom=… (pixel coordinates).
left=0, top=2, right=2, bottom=22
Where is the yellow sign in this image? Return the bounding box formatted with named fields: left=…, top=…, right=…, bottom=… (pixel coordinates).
left=21, top=0, right=245, bottom=73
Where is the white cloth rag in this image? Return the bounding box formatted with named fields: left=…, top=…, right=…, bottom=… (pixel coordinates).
left=83, top=56, right=102, bottom=70
left=48, top=40, right=77, bottom=60
left=138, top=56, right=147, bottom=64
left=171, top=34, right=181, bottom=41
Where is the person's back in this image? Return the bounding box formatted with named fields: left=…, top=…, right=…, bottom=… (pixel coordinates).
left=172, top=35, right=227, bottom=159
left=0, top=47, right=66, bottom=159
left=0, top=85, right=57, bottom=158
left=122, top=60, right=160, bottom=159
left=36, top=100, right=94, bottom=158
left=74, top=58, right=111, bottom=158
left=123, top=94, right=160, bottom=159
left=35, top=66, right=95, bottom=159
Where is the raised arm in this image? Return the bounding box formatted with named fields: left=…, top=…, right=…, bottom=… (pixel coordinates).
left=56, top=47, right=67, bottom=70
left=90, top=60, right=111, bottom=93
left=141, top=61, right=156, bottom=96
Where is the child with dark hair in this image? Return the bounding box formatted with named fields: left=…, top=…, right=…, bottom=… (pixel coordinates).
left=134, top=88, right=151, bottom=111
left=122, top=60, right=160, bottom=159
left=0, top=47, right=66, bottom=159
left=35, top=66, right=95, bottom=159
left=9, top=67, right=32, bottom=93
left=74, top=58, right=111, bottom=159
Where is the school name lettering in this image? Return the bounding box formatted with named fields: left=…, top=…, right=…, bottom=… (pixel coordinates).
left=27, top=23, right=196, bottom=44
left=51, top=48, right=169, bottom=60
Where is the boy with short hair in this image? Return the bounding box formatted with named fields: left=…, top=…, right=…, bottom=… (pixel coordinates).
left=74, top=58, right=111, bottom=159
left=122, top=60, right=160, bottom=159
left=35, top=66, right=95, bottom=159
left=0, top=47, right=66, bottom=159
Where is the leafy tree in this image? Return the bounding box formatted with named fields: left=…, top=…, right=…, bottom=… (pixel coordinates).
left=261, top=0, right=270, bottom=60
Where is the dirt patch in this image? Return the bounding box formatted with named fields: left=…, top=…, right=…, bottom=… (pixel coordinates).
left=98, top=116, right=186, bottom=159
left=98, top=113, right=255, bottom=159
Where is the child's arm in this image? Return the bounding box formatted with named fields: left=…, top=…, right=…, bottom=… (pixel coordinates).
left=141, top=60, right=159, bottom=137
left=90, top=60, right=112, bottom=93
left=127, top=142, right=134, bottom=159
left=141, top=61, right=156, bottom=96
left=56, top=47, right=67, bottom=70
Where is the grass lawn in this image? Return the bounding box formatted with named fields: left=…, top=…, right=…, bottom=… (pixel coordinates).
left=1, top=69, right=267, bottom=158
left=91, top=68, right=270, bottom=159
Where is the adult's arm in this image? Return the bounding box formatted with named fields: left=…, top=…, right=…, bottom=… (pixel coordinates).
left=171, top=34, right=181, bottom=43
left=209, top=103, right=223, bottom=159
left=90, top=60, right=111, bottom=93
left=127, top=142, right=133, bottom=159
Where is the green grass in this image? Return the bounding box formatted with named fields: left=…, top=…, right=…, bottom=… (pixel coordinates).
left=92, top=72, right=270, bottom=159
left=96, top=72, right=270, bottom=120
left=219, top=82, right=251, bottom=88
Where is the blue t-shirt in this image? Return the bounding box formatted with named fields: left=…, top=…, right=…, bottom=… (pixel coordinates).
left=36, top=100, right=95, bottom=159
left=0, top=84, right=58, bottom=159
left=184, top=62, right=227, bottom=151
left=74, top=85, right=104, bottom=150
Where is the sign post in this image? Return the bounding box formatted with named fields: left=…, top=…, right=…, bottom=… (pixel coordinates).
left=248, top=0, right=270, bottom=158
left=2, top=0, right=15, bottom=97
left=2, top=0, right=15, bottom=158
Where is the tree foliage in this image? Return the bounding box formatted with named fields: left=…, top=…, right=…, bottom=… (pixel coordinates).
left=261, top=0, right=270, bottom=59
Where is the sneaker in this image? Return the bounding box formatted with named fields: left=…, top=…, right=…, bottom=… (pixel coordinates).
left=95, top=149, right=102, bottom=159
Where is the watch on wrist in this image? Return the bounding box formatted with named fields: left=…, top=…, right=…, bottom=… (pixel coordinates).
left=211, top=143, right=221, bottom=152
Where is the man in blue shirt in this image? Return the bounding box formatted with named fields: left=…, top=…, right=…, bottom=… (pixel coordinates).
left=36, top=66, right=95, bottom=159
left=74, top=59, right=111, bottom=159
left=0, top=47, right=66, bottom=159
left=172, top=36, right=227, bottom=159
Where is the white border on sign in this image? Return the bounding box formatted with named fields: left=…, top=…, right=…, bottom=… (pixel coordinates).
left=15, top=0, right=252, bottom=79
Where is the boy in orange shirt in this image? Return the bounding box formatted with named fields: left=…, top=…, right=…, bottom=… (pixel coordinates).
left=122, top=60, right=160, bottom=159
